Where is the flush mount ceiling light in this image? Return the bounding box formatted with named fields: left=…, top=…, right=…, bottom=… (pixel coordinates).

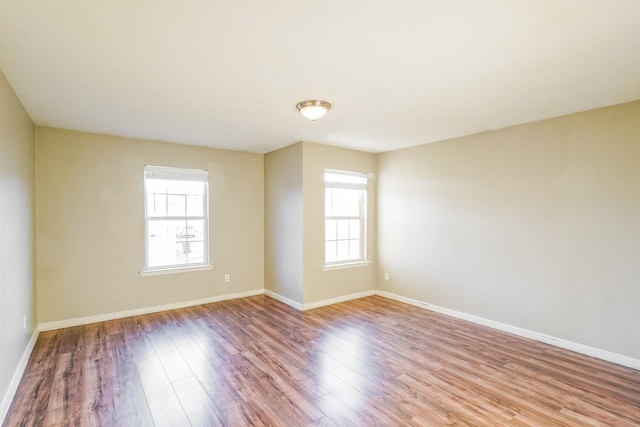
left=296, top=100, right=331, bottom=121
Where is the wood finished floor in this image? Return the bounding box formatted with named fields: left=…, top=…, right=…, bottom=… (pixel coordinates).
left=4, top=295, right=640, bottom=427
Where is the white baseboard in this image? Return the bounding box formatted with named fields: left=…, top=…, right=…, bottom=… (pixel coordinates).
left=303, top=290, right=376, bottom=311
left=375, top=290, right=640, bottom=371
left=264, top=289, right=376, bottom=311
left=0, top=327, right=40, bottom=425
left=264, top=289, right=304, bottom=310
left=38, top=289, right=265, bottom=331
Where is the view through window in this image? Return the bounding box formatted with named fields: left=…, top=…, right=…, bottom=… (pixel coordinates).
left=144, top=166, right=209, bottom=270
left=324, top=170, right=367, bottom=265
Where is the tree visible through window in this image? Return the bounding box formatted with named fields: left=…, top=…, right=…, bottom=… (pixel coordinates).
left=324, top=170, right=367, bottom=265
left=144, top=166, right=209, bottom=270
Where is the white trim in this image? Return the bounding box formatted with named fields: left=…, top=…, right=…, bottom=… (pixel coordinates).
left=0, top=327, right=40, bottom=425
left=144, top=164, right=210, bottom=272
left=324, top=168, right=368, bottom=266
left=303, top=290, right=375, bottom=311
left=38, top=289, right=264, bottom=331
left=264, top=289, right=376, bottom=311
left=323, top=261, right=371, bottom=271
left=264, top=289, right=304, bottom=310
left=324, top=169, right=367, bottom=187
left=139, top=264, right=213, bottom=277
left=144, top=165, right=209, bottom=180
left=375, top=291, right=640, bottom=371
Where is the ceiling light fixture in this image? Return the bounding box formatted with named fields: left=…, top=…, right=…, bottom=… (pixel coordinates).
left=296, top=100, right=331, bottom=121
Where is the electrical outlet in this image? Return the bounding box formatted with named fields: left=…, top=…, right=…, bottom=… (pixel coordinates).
left=23, top=315, right=27, bottom=329
left=225, top=274, right=231, bottom=283
left=384, top=272, right=389, bottom=281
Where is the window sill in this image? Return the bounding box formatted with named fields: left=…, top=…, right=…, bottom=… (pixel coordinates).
left=323, top=261, right=371, bottom=271
left=139, top=264, right=213, bottom=277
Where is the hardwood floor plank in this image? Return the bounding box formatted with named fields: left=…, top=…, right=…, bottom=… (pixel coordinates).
left=313, top=392, right=370, bottom=427
left=147, top=396, right=190, bottom=427
left=4, top=295, right=640, bottom=427
left=134, top=357, right=176, bottom=408
left=173, top=376, right=223, bottom=427
left=145, top=326, right=194, bottom=383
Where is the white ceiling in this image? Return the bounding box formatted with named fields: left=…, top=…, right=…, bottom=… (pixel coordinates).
left=0, top=1, right=639, bottom=153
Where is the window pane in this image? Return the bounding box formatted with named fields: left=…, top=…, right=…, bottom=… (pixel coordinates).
left=145, top=166, right=209, bottom=270
left=337, top=220, right=349, bottom=240
left=325, top=187, right=362, bottom=217
left=337, top=240, right=349, bottom=261
left=149, top=219, right=186, bottom=242
left=165, top=179, right=187, bottom=194
left=349, top=219, right=360, bottom=239
left=187, top=242, right=205, bottom=264
left=174, top=240, right=190, bottom=264
left=325, top=219, right=336, bottom=241
left=338, top=189, right=356, bottom=216
left=147, top=178, right=205, bottom=196
left=349, top=239, right=360, bottom=260
left=347, top=192, right=360, bottom=216
left=324, top=169, right=367, bottom=266
left=184, top=181, right=205, bottom=196
left=175, top=224, right=193, bottom=239
left=326, top=188, right=354, bottom=217
left=146, top=194, right=156, bottom=217
left=185, top=219, right=205, bottom=241
left=325, top=188, right=331, bottom=216
left=148, top=219, right=187, bottom=267
left=325, top=241, right=337, bottom=263
left=148, top=240, right=170, bottom=268
left=186, top=195, right=204, bottom=217
left=146, top=178, right=168, bottom=194
left=147, top=194, right=167, bottom=217
left=168, top=194, right=186, bottom=216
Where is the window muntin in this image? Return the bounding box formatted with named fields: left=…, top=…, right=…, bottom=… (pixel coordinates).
left=144, top=166, right=209, bottom=271
left=324, top=170, right=367, bottom=265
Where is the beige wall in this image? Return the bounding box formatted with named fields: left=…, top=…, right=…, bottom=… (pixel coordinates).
left=302, top=142, right=377, bottom=304
left=0, top=71, right=36, bottom=412
left=377, top=101, right=640, bottom=359
left=264, top=142, right=304, bottom=304
left=36, top=127, right=264, bottom=323
left=264, top=142, right=377, bottom=306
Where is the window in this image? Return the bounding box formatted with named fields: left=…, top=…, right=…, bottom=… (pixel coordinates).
left=324, top=170, right=367, bottom=265
left=144, top=166, right=209, bottom=271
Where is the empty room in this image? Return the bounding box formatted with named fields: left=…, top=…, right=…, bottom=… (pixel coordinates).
left=1, top=1, right=639, bottom=426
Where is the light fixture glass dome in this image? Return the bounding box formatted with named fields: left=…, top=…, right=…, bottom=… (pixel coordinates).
left=296, top=100, right=331, bottom=121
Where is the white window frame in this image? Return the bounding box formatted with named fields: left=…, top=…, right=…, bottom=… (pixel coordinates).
left=143, top=165, right=210, bottom=273
left=324, top=169, right=368, bottom=268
